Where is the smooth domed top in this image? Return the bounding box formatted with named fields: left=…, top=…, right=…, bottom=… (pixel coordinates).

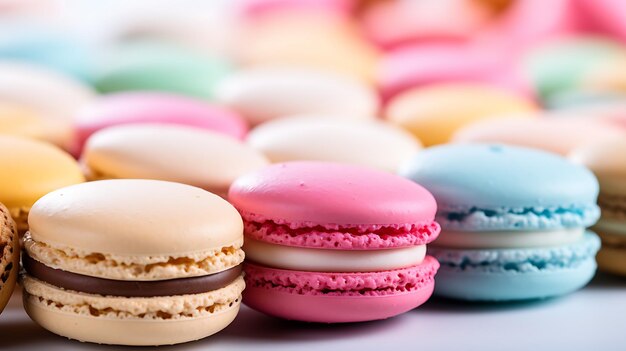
left=228, top=161, right=437, bottom=225
left=569, top=134, right=626, bottom=195
left=399, top=144, right=599, bottom=209
left=0, top=136, right=84, bottom=209
left=29, top=179, right=243, bottom=256
left=215, top=67, right=379, bottom=125
left=452, top=115, right=623, bottom=155
left=73, top=92, right=248, bottom=154
left=247, top=115, right=421, bottom=172
left=83, top=124, right=268, bottom=196
left=0, top=61, right=95, bottom=120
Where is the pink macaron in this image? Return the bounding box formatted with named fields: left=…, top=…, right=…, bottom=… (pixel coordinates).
left=72, top=92, right=248, bottom=156
left=378, top=42, right=533, bottom=102
left=228, top=161, right=440, bottom=323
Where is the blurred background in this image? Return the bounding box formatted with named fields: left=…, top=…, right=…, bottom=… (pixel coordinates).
left=1, top=0, right=625, bottom=160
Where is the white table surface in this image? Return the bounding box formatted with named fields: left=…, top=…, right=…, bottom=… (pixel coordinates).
left=1, top=272, right=625, bottom=351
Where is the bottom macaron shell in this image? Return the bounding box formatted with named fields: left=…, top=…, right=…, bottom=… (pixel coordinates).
left=597, top=247, right=626, bottom=277
left=23, top=297, right=241, bottom=346
left=431, top=232, right=601, bottom=301
left=243, top=283, right=434, bottom=323
left=434, top=257, right=597, bottom=301
left=243, top=257, right=439, bottom=323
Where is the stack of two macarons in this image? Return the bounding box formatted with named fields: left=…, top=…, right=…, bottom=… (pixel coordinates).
left=229, top=162, right=441, bottom=322
left=401, top=144, right=602, bottom=301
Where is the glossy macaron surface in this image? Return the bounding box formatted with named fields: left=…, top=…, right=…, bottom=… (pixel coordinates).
left=82, top=124, right=268, bottom=196
left=229, top=161, right=437, bottom=226
left=247, top=116, right=421, bottom=172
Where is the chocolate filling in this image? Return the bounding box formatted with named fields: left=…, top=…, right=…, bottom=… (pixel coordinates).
left=22, top=252, right=242, bottom=297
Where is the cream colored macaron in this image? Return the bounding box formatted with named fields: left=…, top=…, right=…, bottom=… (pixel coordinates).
left=0, top=61, right=95, bottom=125
left=215, top=67, right=379, bottom=126
left=385, top=83, right=537, bottom=146
left=21, top=179, right=245, bottom=345
left=82, top=124, right=269, bottom=197
left=247, top=115, right=422, bottom=172
left=453, top=115, right=623, bottom=155
left=570, top=135, right=626, bottom=276
left=0, top=102, right=73, bottom=149
left=0, top=135, right=84, bottom=235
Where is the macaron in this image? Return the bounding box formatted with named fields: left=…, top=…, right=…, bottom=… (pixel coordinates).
left=0, top=136, right=84, bottom=235
left=570, top=136, right=626, bottom=276
left=0, top=22, right=93, bottom=81
left=522, top=36, right=626, bottom=102
left=247, top=115, right=421, bottom=172
left=400, top=144, right=601, bottom=301
left=236, top=13, right=379, bottom=83
left=0, top=61, right=95, bottom=134
left=0, top=202, right=18, bottom=314
left=452, top=115, right=623, bottom=155
left=72, top=92, right=248, bottom=156
left=229, top=162, right=440, bottom=322
left=0, top=102, right=73, bottom=150
left=94, top=42, right=232, bottom=99
left=215, top=67, right=379, bottom=126
left=82, top=124, right=268, bottom=197
left=21, top=179, right=245, bottom=345
left=378, top=43, right=532, bottom=101
left=385, top=83, right=537, bottom=146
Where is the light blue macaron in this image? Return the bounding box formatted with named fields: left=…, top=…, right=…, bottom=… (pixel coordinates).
left=399, top=144, right=601, bottom=301
left=0, top=22, right=93, bottom=81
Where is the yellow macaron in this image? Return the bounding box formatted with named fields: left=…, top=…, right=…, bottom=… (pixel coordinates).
left=0, top=136, right=84, bottom=235
left=0, top=102, right=73, bottom=149
left=385, top=83, right=537, bottom=146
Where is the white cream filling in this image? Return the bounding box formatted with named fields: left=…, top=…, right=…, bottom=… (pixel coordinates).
left=432, top=228, right=586, bottom=249
left=594, top=219, right=626, bottom=236
left=243, top=238, right=426, bottom=272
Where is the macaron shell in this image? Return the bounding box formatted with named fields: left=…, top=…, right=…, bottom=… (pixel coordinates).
left=0, top=136, right=84, bottom=210
left=244, top=284, right=434, bottom=323
left=385, top=84, right=537, bottom=146
left=22, top=276, right=244, bottom=346
left=431, top=232, right=600, bottom=300
left=569, top=135, right=626, bottom=195
left=215, top=67, right=379, bottom=125
left=596, top=245, right=626, bottom=276
left=0, top=61, right=96, bottom=122
left=94, top=42, right=232, bottom=99
left=247, top=116, right=421, bottom=172
left=0, top=203, right=18, bottom=313
left=83, top=124, right=268, bottom=196
left=400, top=144, right=599, bottom=211
left=243, top=257, right=438, bottom=322
left=73, top=92, right=248, bottom=156
left=28, top=179, right=242, bottom=256
left=229, top=161, right=437, bottom=225
left=453, top=116, right=623, bottom=155
left=0, top=102, right=73, bottom=150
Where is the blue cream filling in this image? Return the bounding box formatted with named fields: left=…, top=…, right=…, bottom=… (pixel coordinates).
left=437, top=204, right=600, bottom=231
left=429, top=232, right=601, bottom=274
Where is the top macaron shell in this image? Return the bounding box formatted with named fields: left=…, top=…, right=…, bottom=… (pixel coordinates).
left=399, top=144, right=600, bottom=230
left=569, top=135, right=626, bottom=195
left=228, top=161, right=437, bottom=226
left=29, top=179, right=242, bottom=257
left=246, top=115, right=421, bottom=172
left=73, top=92, right=248, bottom=155
left=82, top=124, right=268, bottom=196
left=215, top=67, right=379, bottom=125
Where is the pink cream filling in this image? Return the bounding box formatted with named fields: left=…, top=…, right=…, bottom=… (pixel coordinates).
left=240, top=211, right=441, bottom=250
left=244, top=256, right=439, bottom=297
